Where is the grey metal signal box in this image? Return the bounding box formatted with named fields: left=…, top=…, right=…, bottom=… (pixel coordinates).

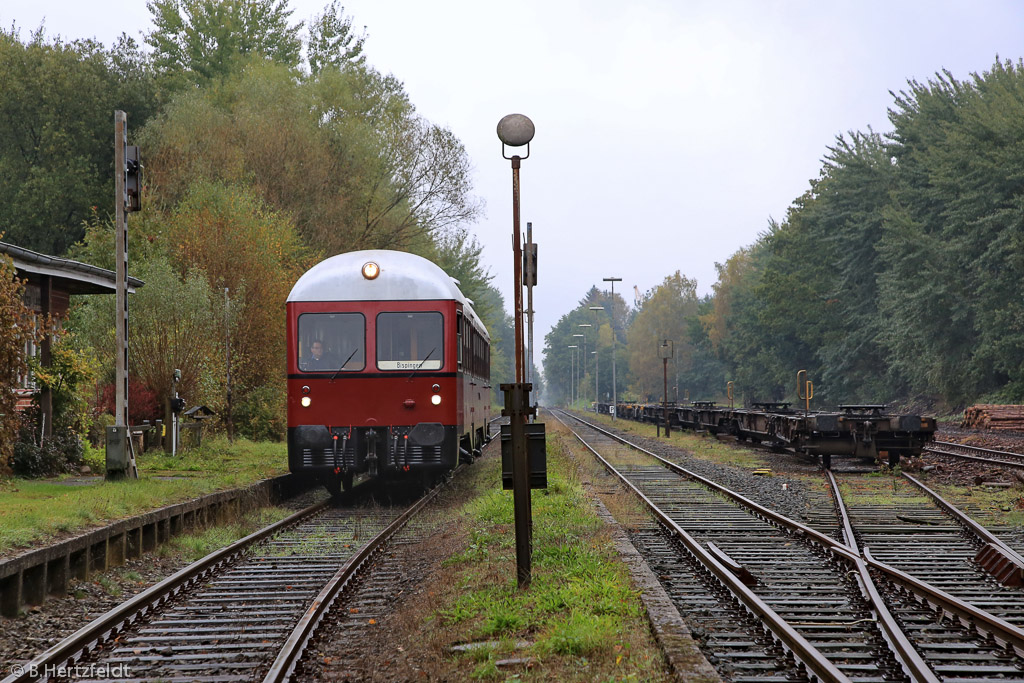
left=105, top=425, right=129, bottom=477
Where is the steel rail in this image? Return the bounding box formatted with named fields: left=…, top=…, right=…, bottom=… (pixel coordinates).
left=551, top=410, right=850, bottom=683
left=901, top=471, right=1024, bottom=585
left=556, top=410, right=858, bottom=558
left=1, top=501, right=330, bottom=683
left=560, top=409, right=1024, bottom=671
left=861, top=546, right=1024, bottom=658
left=262, top=477, right=448, bottom=682
left=926, top=440, right=1024, bottom=470
left=824, top=470, right=939, bottom=683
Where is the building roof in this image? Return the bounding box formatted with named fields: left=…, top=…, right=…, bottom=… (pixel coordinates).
left=0, top=242, right=144, bottom=295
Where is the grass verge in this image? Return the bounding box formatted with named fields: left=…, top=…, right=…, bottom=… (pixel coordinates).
left=422, top=429, right=672, bottom=681
left=0, top=436, right=287, bottom=555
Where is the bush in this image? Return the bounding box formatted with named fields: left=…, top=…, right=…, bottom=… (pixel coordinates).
left=98, top=379, right=162, bottom=425
left=81, top=440, right=105, bottom=474
left=11, top=414, right=84, bottom=477
left=234, top=385, right=286, bottom=442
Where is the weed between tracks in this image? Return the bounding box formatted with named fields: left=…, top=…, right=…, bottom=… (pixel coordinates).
left=927, top=481, right=1024, bottom=526
left=837, top=477, right=930, bottom=506
left=424, top=430, right=671, bottom=681
left=157, top=506, right=294, bottom=561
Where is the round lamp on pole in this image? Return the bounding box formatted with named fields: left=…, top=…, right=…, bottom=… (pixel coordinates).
left=497, top=114, right=536, bottom=149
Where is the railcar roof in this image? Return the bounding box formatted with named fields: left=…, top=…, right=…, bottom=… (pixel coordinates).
left=288, top=249, right=488, bottom=339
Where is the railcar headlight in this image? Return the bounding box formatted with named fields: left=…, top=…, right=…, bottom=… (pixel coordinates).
left=431, top=394, right=442, bottom=406
left=301, top=396, right=312, bottom=408
left=362, top=261, right=380, bottom=280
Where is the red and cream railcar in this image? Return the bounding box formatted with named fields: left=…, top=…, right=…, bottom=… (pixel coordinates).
left=286, top=250, right=491, bottom=493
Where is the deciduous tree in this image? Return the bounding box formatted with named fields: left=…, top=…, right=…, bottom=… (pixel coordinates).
left=146, top=0, right=303, bottom=82
left=626, top=272, right=698, bottom=401
left=306, top=0, right=365, bottom=74
left=0, top=29, right=156, bottom=255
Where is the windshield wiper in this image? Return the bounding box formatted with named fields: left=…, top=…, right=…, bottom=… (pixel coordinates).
left=407, top=347, right=436, bottom=381
left=329, top=348, right=360, bottom=383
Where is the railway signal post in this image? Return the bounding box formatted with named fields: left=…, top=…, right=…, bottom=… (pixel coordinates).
left=660, top=340, right=673, bottom=437
left=498, top=113, right=537, bottom=588
left=106, top=110, right=141, bottom=481
left=525, top=222, right=538, bottom=423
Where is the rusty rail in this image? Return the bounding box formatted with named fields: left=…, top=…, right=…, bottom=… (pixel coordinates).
left=902, top=471, right=1024, bottom=586
left=825, top=470, right=939, bottom=683
left=559, top=410, right=1024, bottom=671
left=553, top=410, right=850, bottom=682
left=926, top=440, right=1024, bottom=470
left=2, top=501, right=329, bottom=683
left=262, top=478, right=447, bottom=681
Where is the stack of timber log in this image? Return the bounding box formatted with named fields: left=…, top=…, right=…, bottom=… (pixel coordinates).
left=961, top=404, right=1024, bottom=430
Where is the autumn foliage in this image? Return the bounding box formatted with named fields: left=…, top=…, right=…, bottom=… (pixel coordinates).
left=167, top=181, right=308, bottom=396
left=0, top=255, right=43, bottom=469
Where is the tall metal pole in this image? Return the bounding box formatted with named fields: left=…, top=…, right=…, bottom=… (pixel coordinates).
left=568, top=345, right=577, bottom=405
left=660, top=339, right=673, bottom=437
left=604, top=277, right=621, bottom=419
left=498, top=113, right=535, bottom=589
left=115, top=112, right=127, bottom=430
left=526, top=222, right=534, bottom=388
left=588, top=306, right=604, bottom=408
left=567, top=349, right=571, bottom=405
left=577, top=324, right=591, bottom=406
left=663, top=355, right=669, bottom=436
left=573, top=346, right=578, bottom=404
left=110, top=111, right=137, bottom=479
left=225, top=287, right=233, bottom=442
left=512, top=159, right=525, bottom=383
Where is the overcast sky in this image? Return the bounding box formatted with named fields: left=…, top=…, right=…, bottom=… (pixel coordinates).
left=5, top=0, right=1024, bottom=348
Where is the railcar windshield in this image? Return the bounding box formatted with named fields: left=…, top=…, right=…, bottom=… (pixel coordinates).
left=376, top=312, right=443, bottom=370
left=298, top=313, right=365, bottom=372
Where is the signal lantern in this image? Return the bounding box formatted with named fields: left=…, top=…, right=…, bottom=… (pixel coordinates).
left=125, top=145, right=141, bottom=212
left=523, top=242, right=538, bottom=287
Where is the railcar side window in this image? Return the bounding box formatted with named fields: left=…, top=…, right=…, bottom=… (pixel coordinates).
left=456, top=311, right=464, bottom=369
left=376, top=312, right=443, bottom=370
left=298, top=313, right=365, bottom=372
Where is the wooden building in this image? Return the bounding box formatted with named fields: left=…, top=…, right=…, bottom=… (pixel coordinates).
left=1, top=242, right=143, bottom=437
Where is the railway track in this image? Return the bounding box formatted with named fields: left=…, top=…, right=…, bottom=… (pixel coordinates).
left=825, top=470, right=1024, bottom=677
left=554, top=409, right=1024, bottom=682
left=926, top=440, right=1024, bottom=470
left=3, top=482, right=447, bottom=682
